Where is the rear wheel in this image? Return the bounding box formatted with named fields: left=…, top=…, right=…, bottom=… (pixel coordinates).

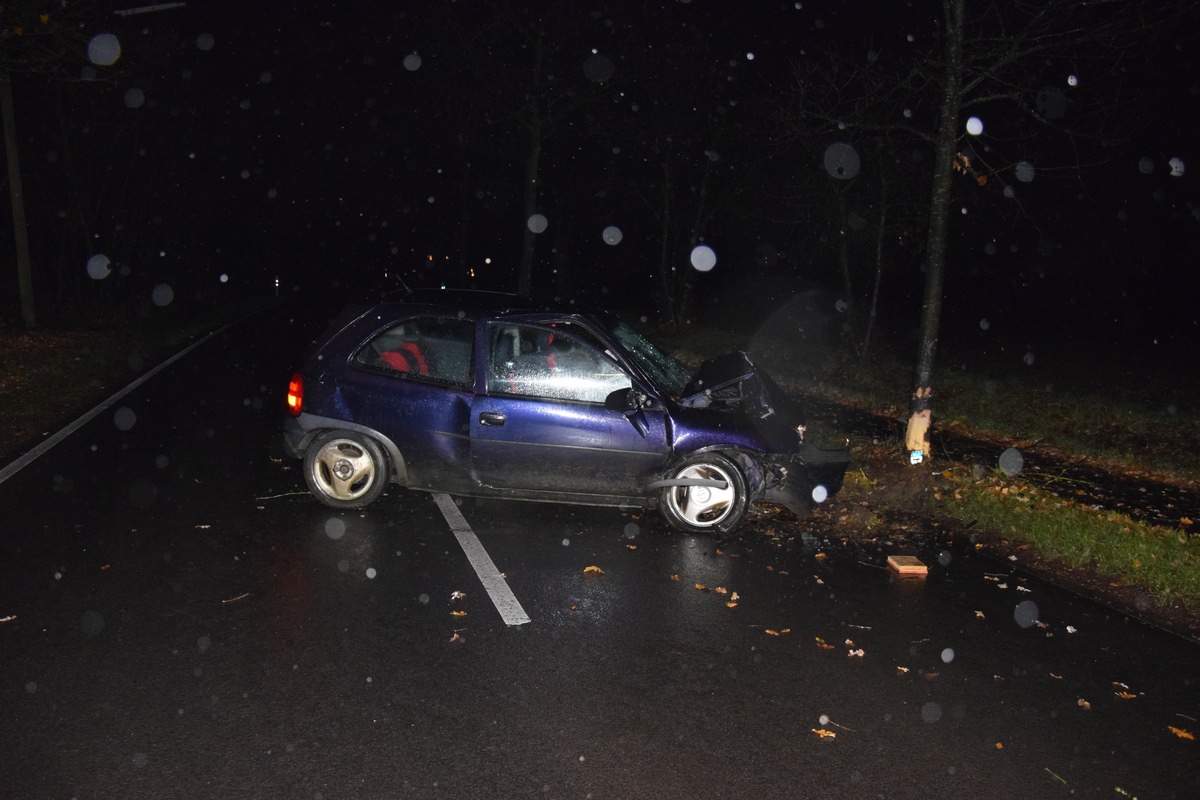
left=303, top=430, right=388, bottom=509
left=659, top=453, right=749, bottom=534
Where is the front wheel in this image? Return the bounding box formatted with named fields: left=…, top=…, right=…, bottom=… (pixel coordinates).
left=658, top=453, right=749, bottom=535
left=303, top=430, right=389, bottom=509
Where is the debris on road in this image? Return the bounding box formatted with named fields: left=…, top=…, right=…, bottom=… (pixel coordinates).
left=887, top=554, right=928, bottom=576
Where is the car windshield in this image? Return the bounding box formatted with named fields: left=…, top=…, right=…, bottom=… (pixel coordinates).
left=609, top=321, right=692, bottom=398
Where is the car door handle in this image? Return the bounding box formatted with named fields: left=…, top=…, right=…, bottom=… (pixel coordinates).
left=479, top=412, right=506, bottom=427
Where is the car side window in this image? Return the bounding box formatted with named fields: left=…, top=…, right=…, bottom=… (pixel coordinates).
left=487, top=323, right=631, bottom=403
left=354, top=317, right=474, bottom=388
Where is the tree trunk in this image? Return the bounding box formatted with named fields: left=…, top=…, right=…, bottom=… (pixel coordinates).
left=657, top=160, right=678, bottom=328
left=518, top=112, right=542, bottom=298
left=0, top=65, right=35, bottom=329
left=905, top=0, right=964, bottom=463
left=862, top=161, right=887, bottom=355
left=517, top=29, right=546, bottom=299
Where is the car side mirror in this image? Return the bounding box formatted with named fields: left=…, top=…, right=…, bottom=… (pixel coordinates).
left=605, top=387, right=649, bottom=414
left=604, top=388, right=635, bottom=413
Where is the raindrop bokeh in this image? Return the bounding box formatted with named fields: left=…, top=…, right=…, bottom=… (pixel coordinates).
left=1014, top=599, right=1040, bottom=628
left=689, top=244, right=717, bottom=272
left=998, top=447, right=1024, bottom=477
left=87, top=34, right=122, bottom=67
left=86, top=254, right=111, bottom=280
left=823, top=142, right=861, bottom=179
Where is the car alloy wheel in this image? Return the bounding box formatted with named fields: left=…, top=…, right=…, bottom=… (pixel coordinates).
left=659, top=453, right=748, bottom=534
left=303, top=430, right=388, bottom=509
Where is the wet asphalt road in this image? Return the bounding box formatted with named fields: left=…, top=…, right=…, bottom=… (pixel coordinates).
left=2, top=306, right=1198, bottom=799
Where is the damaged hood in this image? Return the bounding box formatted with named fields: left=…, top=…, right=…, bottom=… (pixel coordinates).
left=679, top=351, right=798, bottom=422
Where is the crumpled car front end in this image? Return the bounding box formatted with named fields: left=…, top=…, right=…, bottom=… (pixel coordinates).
left=674, top=350, right=850, bottom=516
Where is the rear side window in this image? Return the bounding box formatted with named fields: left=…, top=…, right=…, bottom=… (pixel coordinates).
left=354, top=317, right=475, bottom=388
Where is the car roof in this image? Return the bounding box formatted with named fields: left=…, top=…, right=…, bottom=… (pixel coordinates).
left=372, top=288, right=615, bottom=325
left=383, top=287, right=536, bottom=313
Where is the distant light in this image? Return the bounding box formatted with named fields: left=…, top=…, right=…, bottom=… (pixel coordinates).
left=602, top=225, right=623, bottom=245
left=1067, top=74, right=1078, bottom=87
left=404, top=53, right=422, bottom=72
left=965, top=116, right=983, bottom=136
left=527, top=214, right=549, bottom=234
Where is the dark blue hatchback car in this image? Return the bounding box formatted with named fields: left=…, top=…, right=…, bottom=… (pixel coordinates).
left=283, top=290, right=849, bottom=534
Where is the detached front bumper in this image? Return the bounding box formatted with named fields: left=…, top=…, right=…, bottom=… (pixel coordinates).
left=762, top=447, right=851, bottom=516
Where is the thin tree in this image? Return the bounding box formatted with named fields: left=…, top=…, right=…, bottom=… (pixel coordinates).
left=786, top=0, right=1190, bottom=462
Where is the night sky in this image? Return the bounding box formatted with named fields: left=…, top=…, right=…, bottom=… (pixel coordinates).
left=2, top=0, right=1198, bottom=368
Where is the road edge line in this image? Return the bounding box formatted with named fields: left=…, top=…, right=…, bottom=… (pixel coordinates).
left=0, top=317, right=245, bottom=486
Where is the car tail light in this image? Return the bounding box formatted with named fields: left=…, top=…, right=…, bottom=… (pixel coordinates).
left=287, top=373, right=303, bottom=416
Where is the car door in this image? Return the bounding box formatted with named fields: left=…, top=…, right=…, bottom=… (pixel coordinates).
left=339, top=315, right=476, bottom=492
left=470, top=321, right=668, bottom=499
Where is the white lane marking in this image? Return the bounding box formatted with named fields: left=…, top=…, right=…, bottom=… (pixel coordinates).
left=433, top=492, right=531, bottom=627
left=0, top=320, right=240, bottom=487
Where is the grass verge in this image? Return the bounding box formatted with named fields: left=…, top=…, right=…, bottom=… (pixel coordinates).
left=939, top=470, right=1200, bottom=608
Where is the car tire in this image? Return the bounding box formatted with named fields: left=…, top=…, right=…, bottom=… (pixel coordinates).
left=303, top=430, right=389, bottom=509
left=658, top=453, right=749, bottom=534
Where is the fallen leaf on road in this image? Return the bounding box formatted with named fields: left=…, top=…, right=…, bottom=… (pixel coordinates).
left=1114, top=691, right=1137, bottom=700
left=449, top=633, right=461, bottom=644
left=626, top=545, right=637, bottom=551
left=583, top=566, right=604, bottom=576
left=694, top=583, right=708, bottom=591
left=848, top=648, right=865, bottom=658
left=815, top=637, right=835, bottom=650
left=975, top=610, right=986, bottom=619
left=765, top=628, right=791, bottom=636
left=1077, top=699, right=1091, bottom=710
left=811, top=728, right=837, bottom=739
left=450, top=591, right=466, bottom=601
left=669, top=574, right=681, bottom=582
left=995, top=742, right=1004, bottom=750
left=896, top=666, right=910, bottom=673
left=451, top=610, right=467, bottom=617
left=714, top=586, right=728, bottom=596
left=1168, top=726, right=1195, bottom=740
